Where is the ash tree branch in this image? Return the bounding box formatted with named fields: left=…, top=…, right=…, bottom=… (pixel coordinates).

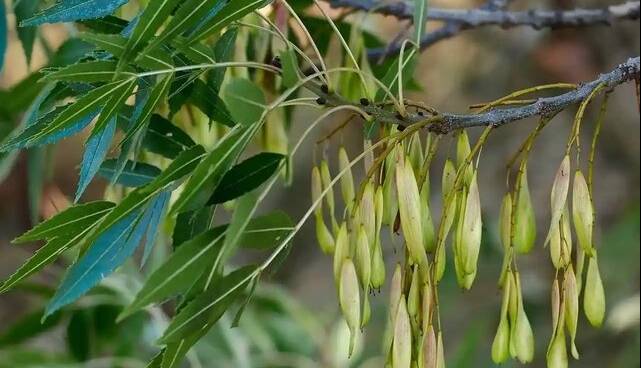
left=435, top=56, right=640, bottom=133
left=324, top=0, right=640, bottom=59
left=307, top=57, right=640, bottom=134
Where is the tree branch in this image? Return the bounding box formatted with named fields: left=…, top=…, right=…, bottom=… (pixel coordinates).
left=307, top=57, right=640, bottom=134
left=324, top=0, right=640, bottom=59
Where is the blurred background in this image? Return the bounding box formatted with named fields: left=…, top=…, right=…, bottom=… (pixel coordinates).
left=0, top=0, right=639, bottom=367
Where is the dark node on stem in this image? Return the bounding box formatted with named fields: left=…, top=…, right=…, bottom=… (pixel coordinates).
left=271, top=56, right=282, bottom=69
left=316, top=97, right=327, bottom=105
left=395, top=112, right=405, bottom=120
left=397, top=124, right=406, bottom=132
left=417, top=111, right=425, bottom=116
left=320, top=84, right=329, bottom=94
left=360, top=98, right=370, bottom=106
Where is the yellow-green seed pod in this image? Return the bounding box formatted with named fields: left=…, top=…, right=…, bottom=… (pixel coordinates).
left=456, top=131, right=473, bottom=185
left=311, top=166, right=323, bottom=217
left=492, top=314, right=511, bottom=364
left=436, top=331, right=445, bottom=368
left=513, top=163, right=536, bottom=253
left=546, top=327, right=568, bottom=368
left=375, top=185, right=385, bottom=236
left=362, top=293, right=371, bottom=327
left=407, top=266, right=421, bottom=322
left=339, top=259, right=361, bottom=357
left=396, top=154, right=429, bottom=270
left=421, top=325, right=437, bottom=368
left=383, top=145, right=399, bottom=226
left=564, top=267, right=580, bottom=359
left=390, top=264, right=404, bottom=322
left=384, top=264, right=404, bottom=358
left=434, top=241, right=446, bottom=282
left=584, top=255, right=606, bottom=327
left=510, top=274, right=535, bottom=364
left=355, top=226, right=372, bottom=290
left=572, top=170, right=594, bottom=256
left=441, top=159, right=456, bottom=203
left=492, top=276, right=512, bottom=364
left=462, top=172, right=482, bottom=276
left=549, top=220, right=563, bottom=269
left=551, top=278, right=561, bottom=333
left=338, top=146, right=356, bottom=205
left=499, top=193, right=512, bottom=251
left=371, top=240, right=386, bottom=289
left=333, top=222, right=350, bottom=284
left=421, top=282, right=433, bottom=334
left=361, top=181, right=377, bottom=248
left=420, top=184, right=436, bottom=252
left=546, top=155, right=571, bottom=246
left=408, top=132, right=424, bottom=176
left=560, top=208, right=573, bottom=266
left=393, top=296, right=413, bottom=368
left=316, top=214, right=335, bottom=254
left=320, top=159, right=338, bottom=234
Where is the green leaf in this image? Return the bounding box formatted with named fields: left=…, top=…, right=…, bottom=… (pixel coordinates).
left=239, top=211, right=293, bottom=250
left=79, top=15, right=128, bottom=34
left=81, top=33, right=174, bottom=70
left=98, top=159, right=161, bottom=187
left=188, top=0, right=271, bottom=44
left=158, top=265, right=257, bottom=343
left=13, top=0, right=39, bottom=64
left=14, top=201, right=115, bottom=243
left=20, top=0, right=128, bottom=27
left=75, top=118, right=117, bottom=202
left=141, top=114, right=196, bottom=159
left=120, top=0, right=184, bottom=65
left=189, top=79, right=235, bottom=127
left=208, top=152, right=285, bottom=204
left=171, top=37, right=216, bottom=64
left=26, top=79, right=134, bottom=146
left=119, top=227, right=227, bottom=319
left=414, top=0, right=428, bottom=46
left=81, top=145, right=206, bottom=249
left=223, top=78, right=266, bottom=126
left=43, top=61, right=136, bottom=83
left=280, top=49, right=299, bottom=89
left=142, top=0, right=227, bottom=57
left=90, top=78, right=137, bottom=137
left=172, top=207, right=215, bottom=248
left=170, top=124, right=259, bottom=214
left=208, top=27, right=237, bottom=90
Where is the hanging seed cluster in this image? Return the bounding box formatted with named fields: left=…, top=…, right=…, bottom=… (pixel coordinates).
left=310, top=94, right=609, bottom=367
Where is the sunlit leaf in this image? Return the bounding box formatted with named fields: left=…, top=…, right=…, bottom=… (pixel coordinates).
left=223, top=78, right=266, bottom=126
left=21, top=0, right=128, bottom=27
left=98, top=159, right=161, bottom=187
left=75, top=118, right=117, bottom=202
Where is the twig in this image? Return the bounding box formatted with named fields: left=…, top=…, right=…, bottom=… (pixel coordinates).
left=324, top=0, right=640, bottom=59
left=307, top=57, right=640, bottom=134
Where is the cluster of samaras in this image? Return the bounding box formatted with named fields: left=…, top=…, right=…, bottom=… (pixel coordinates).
left=311, top=126, right=605, bottom=368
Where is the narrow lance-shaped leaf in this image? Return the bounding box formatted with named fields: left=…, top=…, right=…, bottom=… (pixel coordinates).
left=75, top=117, right=117, bottom=202
left=223, top=78, right=266, bottom=126
left=119, top=0, right=184, bottom=65
left=142, top=0, right=228, bottom=56
left=141, top=190, right=171, bottom=265
left=44, top=193, right=164, bottom=317
left=170, top=124, right=259, bottom=214
left=13, top=0, right=39, bottom=64
left=158, top=265, right=257, bottom=343
left=98, top=159, right=161, bottom=187
left=208, top=152, right=285, bottom=204
left=1, top=202, right=114, bottom=293
left=43, top=61, right=136, bottom=83
left=80, top=145, right=206, bottom=253
left=142, top=114, right=196, bottom=159
left=188, top=0, right=271, bottom=44
left=119, top=227, right=227, bottom=319
left=208, top=27, right=237, bottom=90
left=21, top=0, right=129, bottom=27
left=414, top=0, right=428, bottom=46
